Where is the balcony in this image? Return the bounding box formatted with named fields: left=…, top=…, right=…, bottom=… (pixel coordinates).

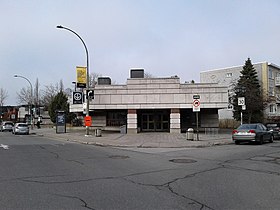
left=276, top=95, right=280, bottom=104
left=275, top=77, right=280, bottom=86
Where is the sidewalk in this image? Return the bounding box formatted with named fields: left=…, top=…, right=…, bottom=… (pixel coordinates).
left=33, top=127, right=233, bottom=148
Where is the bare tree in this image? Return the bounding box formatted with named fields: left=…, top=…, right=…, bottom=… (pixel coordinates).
left=41, top=81, right=63, bottom=108
left=64, top=88, right=72, bottom=98
left=59, top=79, right=64, bottom=92
left=0, top=88, right=8, bottom=106
left=34, top=78, right=40, bottom=107
left=89, top=72, right=102, bottom=87
left=16, top=78, right=41, bottom=106
left=144, top=72, right=155, bottom=78
left=16, top=86, right=32, bottom=105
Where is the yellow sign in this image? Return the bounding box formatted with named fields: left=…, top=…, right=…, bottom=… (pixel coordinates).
left=76, top=66, right=87, bottom=88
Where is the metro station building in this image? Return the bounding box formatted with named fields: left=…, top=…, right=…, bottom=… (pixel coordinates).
left=70, top=70, right=228, bottom=134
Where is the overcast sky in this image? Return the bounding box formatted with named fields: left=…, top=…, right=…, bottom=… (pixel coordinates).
left=1, top=0, right=280, bottom=105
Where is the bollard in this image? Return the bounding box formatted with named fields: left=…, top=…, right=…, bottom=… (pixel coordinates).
left=95, top=128, right=102, bottom=137
left=120, top=125, right=127, bottom=134
left=186, top=128, right=194, bottom=140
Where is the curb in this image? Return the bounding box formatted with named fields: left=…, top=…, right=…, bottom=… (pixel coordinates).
left=33, top=132, right=233, bottom=148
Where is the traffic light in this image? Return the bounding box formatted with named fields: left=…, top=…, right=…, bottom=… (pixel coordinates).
left=36, top=108, right=40, bottom=115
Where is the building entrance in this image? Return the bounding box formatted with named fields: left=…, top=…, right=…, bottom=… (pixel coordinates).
left=138, top=110, right=170, bottom=132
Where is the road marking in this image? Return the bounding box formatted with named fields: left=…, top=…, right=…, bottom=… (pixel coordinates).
left=0, top=144, right=9, bottom=150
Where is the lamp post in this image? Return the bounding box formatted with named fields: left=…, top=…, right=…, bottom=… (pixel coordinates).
left=72, top=81, right=77, bottom=91
left=14, top=74, right=33, bottom=129
left=56, top=25, right=90, bottom=135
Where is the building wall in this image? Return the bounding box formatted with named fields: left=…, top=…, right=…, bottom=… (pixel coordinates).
left=70, top=76, right=228, bottom=133
left=71, top=78, right=228, bottom=112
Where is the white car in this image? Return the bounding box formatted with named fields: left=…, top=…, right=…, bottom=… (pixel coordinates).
left=1, top=121, right=14, bottom=132
left=13, top=123, right=29, bottom=135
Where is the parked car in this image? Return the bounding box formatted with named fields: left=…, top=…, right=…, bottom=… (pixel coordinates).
left=232, top=123, right=273, bottom=145
left=13, top=123, right=29, bottom=135
left=266, top=123, right=280, bottom=140
left=0, top=121, right=14, bottom=132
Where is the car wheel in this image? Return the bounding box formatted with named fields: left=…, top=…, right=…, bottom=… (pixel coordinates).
left=259, top=136, right=263, bottom=145
left=269, top=135, right=274, bottom=143
left=235, top=141, right=240, bottom=145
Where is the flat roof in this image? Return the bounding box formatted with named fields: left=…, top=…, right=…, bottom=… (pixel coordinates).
left=201, top=61, right=280, bottom=73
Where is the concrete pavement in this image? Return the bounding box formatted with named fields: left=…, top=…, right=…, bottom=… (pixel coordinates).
left=33, top=127, right=233, bottom=148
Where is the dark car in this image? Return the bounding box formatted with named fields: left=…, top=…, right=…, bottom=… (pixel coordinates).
left=0, top=121, right=14, bottom=132
left=232, top=123, right=273, bottom=145
left=266, top=123, right=280, bottom=140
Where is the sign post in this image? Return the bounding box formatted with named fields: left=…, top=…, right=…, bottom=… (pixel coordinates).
left=193, top=95, right=200, bottom=141
left=238, top=97, right=246, bottom=124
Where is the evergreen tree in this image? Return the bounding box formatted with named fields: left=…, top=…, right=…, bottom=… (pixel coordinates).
left=232, top=58, right=264, bottom=123
left=48, top=91, right=75, bottom=123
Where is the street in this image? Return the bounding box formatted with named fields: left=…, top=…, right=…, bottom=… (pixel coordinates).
left=0, top=132, right=280, bottom=209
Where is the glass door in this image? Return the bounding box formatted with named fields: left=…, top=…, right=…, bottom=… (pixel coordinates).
left=141, top=111, right=170, bottom=132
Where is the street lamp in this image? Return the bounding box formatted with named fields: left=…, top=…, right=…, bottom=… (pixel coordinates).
left=56, top=25, right=90, bottom=135
left=14, top=74, right=33, bottom=129
left=72, top=81, right=77, bottom=91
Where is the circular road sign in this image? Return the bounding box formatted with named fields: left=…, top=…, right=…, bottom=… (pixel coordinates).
left=193, top=99, right=200, bottom=107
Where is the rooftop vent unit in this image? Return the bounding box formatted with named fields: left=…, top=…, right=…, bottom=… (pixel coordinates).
left=97, top=77, right=111, bottom=85
left=130, top=69, right=144, bottom=78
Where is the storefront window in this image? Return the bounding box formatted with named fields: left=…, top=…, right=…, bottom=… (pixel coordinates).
left=106, top=111, right=127, bottom=126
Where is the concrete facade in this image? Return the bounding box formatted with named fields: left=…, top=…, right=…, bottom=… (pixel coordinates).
left=200, top=62, right=280, bottom=122
left=71, top=75, right=228, bottom=133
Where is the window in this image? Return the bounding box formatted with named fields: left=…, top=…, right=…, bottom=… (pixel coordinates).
left=269, top=104, right=276, bottom=113
left=226, top=73, right=232, bottom=78
left=106, top=111, right=127, bottom=126
left=269, top=69, right=273, bottom=79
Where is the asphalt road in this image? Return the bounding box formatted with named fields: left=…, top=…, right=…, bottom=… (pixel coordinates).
left=1, top=131, right=280, bottom=210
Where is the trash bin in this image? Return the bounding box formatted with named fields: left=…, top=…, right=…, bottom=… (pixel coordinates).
left=95, top=128, right=102, bottom=137
left=120, top=125, right=127, bottom=134
left=186, top=128, right=194, bottom=140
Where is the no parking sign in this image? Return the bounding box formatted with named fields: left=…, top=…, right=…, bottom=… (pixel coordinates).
left=193, top=95, right=200, bottom=112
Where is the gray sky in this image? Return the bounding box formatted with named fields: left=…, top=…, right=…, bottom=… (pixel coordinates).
left=1, top=0, right=280, bottom=105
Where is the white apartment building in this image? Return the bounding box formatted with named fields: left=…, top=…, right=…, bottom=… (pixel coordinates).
left=200, top=62, right=280, bottom=122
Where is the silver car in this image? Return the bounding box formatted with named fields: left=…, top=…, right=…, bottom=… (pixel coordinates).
left=1, top=121, right=14, bottom=132
left=232, top=123, right=273, bottom=145
left=13, top=123, right=29, bottom=135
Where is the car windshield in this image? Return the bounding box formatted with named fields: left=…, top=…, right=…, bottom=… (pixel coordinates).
left=18, top=124, right=28, bottom=127
left=238, top=124, right=257, bottom=130
left=4, top=123, right=13, bottom=126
